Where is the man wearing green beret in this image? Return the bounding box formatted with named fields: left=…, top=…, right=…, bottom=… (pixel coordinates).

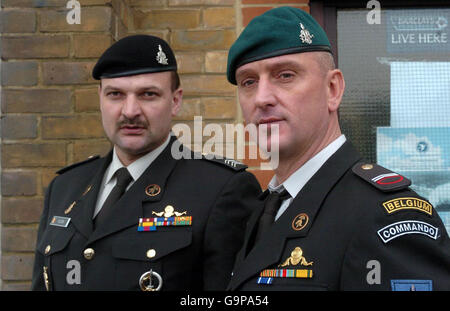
left=227, top=7, right=450, bottom=291
left=31, top=35, right=261, bottom=291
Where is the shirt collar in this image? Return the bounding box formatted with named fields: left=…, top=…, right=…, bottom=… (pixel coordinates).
left=104, top=134, right=171, bottom=185
left=268, top=135, right=347, bottom=198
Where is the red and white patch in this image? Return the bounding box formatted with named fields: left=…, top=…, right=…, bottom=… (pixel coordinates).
left=372, top=173, right=404, bottom=185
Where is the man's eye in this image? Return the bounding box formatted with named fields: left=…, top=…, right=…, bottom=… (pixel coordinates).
left=279, top=72, right=294, bottom=80
left=142, top=92, right=158, bottom=98
left=241, top=79, right=256, bottom=88
left=107, top=91, right=122, bottom=97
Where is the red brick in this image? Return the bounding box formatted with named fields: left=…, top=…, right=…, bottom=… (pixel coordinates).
left=73, top=140, right=111, bottom=162
left=242, top=0, right=308, bottom=3
left=134, top=9, right=200, bottom=29
left=42, top=115, right=105, bottom=139
left=1, top=0, right=67, bottom=7
left=0, top=9, right=36, bottom=33
left=180, top=75, right=234, bottom=96
left=2, top=143, right=66, bottom=168
left=42, top=62, right=96, bottom=85
left=1, top=198, right=43, bottom=224
left=2, top=227, right=37, bottom=252
left=1, top=115, right=37, bottom=140
left=1, top=171, right=38, bottom=196
left=1, top=61, right=38, bottom=86
left=248, top=169, right=274, bottom=190
left=1, top=254, right=35, bottom=281
left=75, top=88, right=100, bottom=112
left=171, top=29, right=235, bottom=51
left=1, top=35, right=70, bottom=59
left=73, top=34, right=112, bottom=58
left=242, top=7, right=273, bottom=26
left=1, top=282, right=31, bottom=291
left=39, top=7, right=112, bottom=32
left=2, top=89, right=72, bottom=113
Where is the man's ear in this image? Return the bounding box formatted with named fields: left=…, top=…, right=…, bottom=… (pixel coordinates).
left=171, top=88, right=183, bottom=116
left=327, top=69, right=345, bottom=112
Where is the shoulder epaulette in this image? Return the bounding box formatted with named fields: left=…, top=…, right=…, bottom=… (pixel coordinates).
left=56, top=155, right=100, bottom=175
left=352, top=162, right=411, bottom=192
left=201, top=154, right=248, bottom=171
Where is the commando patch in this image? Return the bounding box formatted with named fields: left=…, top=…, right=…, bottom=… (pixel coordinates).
left=377, top=220, right=439, bottom=243
left=382, top=197, right=433, bottom=216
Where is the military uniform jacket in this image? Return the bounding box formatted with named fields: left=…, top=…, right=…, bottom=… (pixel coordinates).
left=228, top=141, right=450, bottom=291
left=31, top=137, right=262, bottom=291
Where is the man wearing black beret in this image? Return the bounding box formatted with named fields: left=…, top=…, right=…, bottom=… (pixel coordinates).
left=227, top=7, right=450, bottom=291
left=31, top=35, right=261, bottom=291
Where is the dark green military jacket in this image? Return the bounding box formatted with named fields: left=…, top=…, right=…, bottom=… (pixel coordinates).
left=228, top=141, right=450, bottom=291
left=32, top=137, right=261, bottom=291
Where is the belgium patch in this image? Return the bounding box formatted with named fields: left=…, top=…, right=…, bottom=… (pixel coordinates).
left=382, top=197, right=433, bottom=216
left=352, top=162, right=411, bottom=192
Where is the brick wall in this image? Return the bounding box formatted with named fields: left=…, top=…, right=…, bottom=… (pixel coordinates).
left=0, top=0, right=309, bottom=289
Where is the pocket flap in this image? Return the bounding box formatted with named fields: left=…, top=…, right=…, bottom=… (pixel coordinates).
left=112, top=230, right=192, bottom=261
left=37, top=224, right=76, bottom=256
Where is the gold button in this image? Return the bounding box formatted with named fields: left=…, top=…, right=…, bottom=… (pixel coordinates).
left=44, top=245, right=51, bottom=255
left=146, top=249, right=156, bottom=259
left=83, top=248, right=95, bottom=260
left=361, top=164, right=374, bottom=170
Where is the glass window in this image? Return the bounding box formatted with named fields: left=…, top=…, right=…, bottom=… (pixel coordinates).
left=337, top=8, right=450, bottom=233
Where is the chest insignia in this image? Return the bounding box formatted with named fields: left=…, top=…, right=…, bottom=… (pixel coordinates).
left=257, top=246, right=314, bottom=285
left=138, top=205, right=192, bottom=231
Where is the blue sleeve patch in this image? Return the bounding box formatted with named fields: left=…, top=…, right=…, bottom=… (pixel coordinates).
left=391, top=279, right=433, bottom=291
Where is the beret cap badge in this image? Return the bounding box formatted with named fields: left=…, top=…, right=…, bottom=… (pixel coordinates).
left=299, top=23, right=314, bottom=44
left=156, top=45, right=169, bottom=65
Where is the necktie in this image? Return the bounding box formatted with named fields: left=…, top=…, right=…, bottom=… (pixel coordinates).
left=94, top=167, right=132, bottom=229
left=254, top=189, right=290, bottom=244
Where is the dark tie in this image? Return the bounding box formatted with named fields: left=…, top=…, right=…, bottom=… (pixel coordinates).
left=94, top=167, right=132, bottom=229
left=254, top=189, right=290, bottom=244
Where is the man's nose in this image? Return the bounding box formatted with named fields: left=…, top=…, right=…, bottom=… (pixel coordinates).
left=253, top=77, right=277, bottom=109
left=121, top=95, right=142, bottom=119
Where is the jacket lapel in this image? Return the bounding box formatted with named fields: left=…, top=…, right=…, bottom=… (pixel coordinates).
left=86, top=137, right=179, bottom=244
left=229, top=141, right=362, bottom=290
left=68, top=153, right=112, bottom=239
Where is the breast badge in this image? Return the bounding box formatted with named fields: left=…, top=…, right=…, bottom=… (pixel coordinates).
left=138, top=205, right=192, bottom=232
left=145, top=184, right=161, bottom=197
left=257, top=246, right=314, bottom=285
left=292, top=213, right=309, bottom=231
left=139, top=269, right=163, bottom=291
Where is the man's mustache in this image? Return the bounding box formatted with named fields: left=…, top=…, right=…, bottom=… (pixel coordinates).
left=117, top=117, right=148, bottom=128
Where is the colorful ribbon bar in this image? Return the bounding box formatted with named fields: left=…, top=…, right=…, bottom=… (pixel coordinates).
left=257, top=277, right=273, bottom=285
left=138, top=216, right=192, bottom=231
left=259, top=269, right=313, bottom=279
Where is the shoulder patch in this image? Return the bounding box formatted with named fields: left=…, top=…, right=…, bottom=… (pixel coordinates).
left=352, top=162, right=411, bottom=192
left=381, top=197, right=433, bottom=216
left=201, top=154, right=248, bottom=171
left=56, top=155, right=100, bottom=175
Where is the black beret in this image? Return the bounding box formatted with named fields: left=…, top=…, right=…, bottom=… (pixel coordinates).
left=92, top=35, right=177, bottom=80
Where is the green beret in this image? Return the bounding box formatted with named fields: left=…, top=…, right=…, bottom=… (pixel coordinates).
left=92, top=35, right=177, bottom=80
left=227, top=7, right=332, bottom=85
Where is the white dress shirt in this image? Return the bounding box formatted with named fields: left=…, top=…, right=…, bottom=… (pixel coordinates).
left=268, top=135, right=347, bottom=221
left=93, top=134, right=171, bottom=218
